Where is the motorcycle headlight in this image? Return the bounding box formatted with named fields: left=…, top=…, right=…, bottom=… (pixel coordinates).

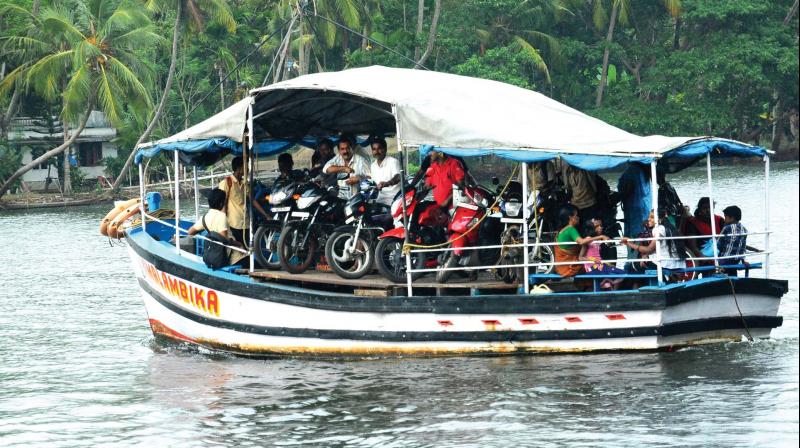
left=296, top=196, right=318, bottom=210
left=270, top=191, right=287, bottom=205
left=474, top=193, right=489, bottom=209
left=504, top=201, right=522, bottom=217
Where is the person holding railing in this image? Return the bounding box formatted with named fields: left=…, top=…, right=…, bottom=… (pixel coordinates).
left=621, top=210, right=687, bottom=280
left=555, top=205, right=609, bottom=278
left=187, top=188, right=246, bottom=266
left=718, top=205, right=748, bottom=275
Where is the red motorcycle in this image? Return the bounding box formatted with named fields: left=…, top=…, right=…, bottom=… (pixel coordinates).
left=374, top=183, right=448, bottom=283
left=436, top=184, right=500, bottom=283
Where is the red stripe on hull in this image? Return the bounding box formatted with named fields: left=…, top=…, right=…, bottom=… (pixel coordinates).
left=149, top=318, right=197, bottom=343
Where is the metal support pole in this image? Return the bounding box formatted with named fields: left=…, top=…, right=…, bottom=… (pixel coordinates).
left=174, top=149, right=181, bottom=255
left=521, top=162, right=530, bottom=293
left=764, top=155, right=770, bottom=277
left=392, top=105, right=413, bottom=297
left=649, top=161, right=663, bottom=284
left=139, top=162, right=146, bottom=233
left=706, top=153, right=719, bottom=266
left=247, top=101, right=256, bottom=272
left=193, top=166, right=200, bottom=222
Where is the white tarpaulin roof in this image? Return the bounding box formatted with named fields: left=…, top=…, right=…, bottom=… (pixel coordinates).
left=139, top=66, right=764, bottom=166
left=140, top=97, right=251, bottom=147
left=250, top=66, right=697, bottom=157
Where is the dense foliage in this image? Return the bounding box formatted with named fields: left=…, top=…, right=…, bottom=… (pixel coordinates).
left=1, top=0, right=798, bottom=188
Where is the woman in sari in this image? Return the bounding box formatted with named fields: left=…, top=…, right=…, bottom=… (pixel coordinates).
left=555, top=205, right=609, bottom=277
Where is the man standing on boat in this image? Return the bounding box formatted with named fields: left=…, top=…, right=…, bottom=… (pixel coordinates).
left=369, top=137, right=401, bottom=206
left=323, top=134, right=371, bottom=199
left=423, top=149, right=466, bottom=211
left=219, top=156, right=268, bottom=247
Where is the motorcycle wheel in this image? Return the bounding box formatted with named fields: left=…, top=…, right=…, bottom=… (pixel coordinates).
left=325, top=230, right=374, bottom=279
left=436, top=252, right=459, bottom=283
left=529, top=243, right=555, bottom=274
left=253, top=225, right=282, bottom=270
left=374, top=237, right=426, bottom=284
left=277, top=222, right=317, bottom=274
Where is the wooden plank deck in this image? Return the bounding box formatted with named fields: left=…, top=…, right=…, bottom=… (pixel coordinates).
left=247, top=269, right=519, bottom=292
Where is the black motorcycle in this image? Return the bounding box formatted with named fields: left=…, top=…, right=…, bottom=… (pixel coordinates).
left=277, top=178, right=346, bottom=274
left=324, top=179, right=392, bottom=279
left=252, top=176, right=304, bottom=270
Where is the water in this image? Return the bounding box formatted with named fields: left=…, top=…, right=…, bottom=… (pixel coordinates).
left=1, top=162, right=797, bottom=447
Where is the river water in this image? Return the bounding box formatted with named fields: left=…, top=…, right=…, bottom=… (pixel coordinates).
left=1, top=162, right=797, bottom=447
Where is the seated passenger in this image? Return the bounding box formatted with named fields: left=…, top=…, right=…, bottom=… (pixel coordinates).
left=187, top=188, right=246, bottom=266
left=579, top=218, right=625, bottom=290
left=555, top=205, right=609, bottom=278
left=369, top=138, right=401, bottom=206
left=718, top=205, right=748, bottom=275
left=323, top=134, right=371, bottom=199
left=310, top=138, right=335, bottom=178
left=683, top=197, right=724, bottom=259
left=622, top=210, right=687, bottom=277
left=274, top=153, right=305, bottom=186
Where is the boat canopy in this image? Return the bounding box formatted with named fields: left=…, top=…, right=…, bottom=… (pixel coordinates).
left=136, top=66, right=767, bottom=170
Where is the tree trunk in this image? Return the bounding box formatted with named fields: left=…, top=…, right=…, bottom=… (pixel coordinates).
left=415, top=0, right=441, bottom=69
left=217, top=63, right=225, bottom=111
left=785, top=0, right=799, bottom=25
left=1, top=86, right=21, bottom=139
left=111, top=0, right=183, bottom=191
left=595, top=0, right=619, bottom=107
left=274, top=21, right=293, bottom=83
left=413, top=0, right=425, bottom=62
left=673, top=17, right=681, bottom=50
left=0, top=107, right=92, bottom=200
left=62, top=122, right=72, bottom=195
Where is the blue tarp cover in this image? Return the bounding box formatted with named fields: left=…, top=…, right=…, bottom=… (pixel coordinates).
left=137, top=136, right=766, bottom=171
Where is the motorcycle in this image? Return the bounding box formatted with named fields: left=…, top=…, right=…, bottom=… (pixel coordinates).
left=492, top=180, right=555, bottom=283
left=374, top=182, right=448, bottom=283
left=276, top=177, right=346, bottom=274
left=252, top=176, right=304, bottom=270
left=435, top=183, right=500, bottom=283
left=324, top=179, right=393, bottom=279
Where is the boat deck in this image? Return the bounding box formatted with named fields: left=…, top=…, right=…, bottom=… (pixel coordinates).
left=247, top=269, right=521, bottom=296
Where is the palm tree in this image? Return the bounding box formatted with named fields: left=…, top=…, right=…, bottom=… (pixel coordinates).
left=474, top=0, right=568, bottom=82
left=275, top=0, right=367, bottom=77
left=0, top=0, right=160, bottom=200
left=110, top=0, right=236, bottom=190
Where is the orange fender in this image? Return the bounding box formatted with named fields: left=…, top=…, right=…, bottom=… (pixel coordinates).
left=100, top=198, right=140, bottom=236
left=107, top=202, right=143, bottom=239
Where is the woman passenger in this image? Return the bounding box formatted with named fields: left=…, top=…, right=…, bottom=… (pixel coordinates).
left=555, top=205, right=609, bottom=278
left=683, top=197, right=724, bottom=259
left=622, top=210, right=687, bottom=279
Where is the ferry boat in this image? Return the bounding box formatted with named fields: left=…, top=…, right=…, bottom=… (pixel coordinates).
left=112, top=66, right=786, bottom=356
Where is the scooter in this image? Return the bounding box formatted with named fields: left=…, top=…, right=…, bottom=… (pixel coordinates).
left=324, top=179, right=393, bottom=279
left=435, top=183, right=499, bottom=283
left=374, top=181, right=448, bottom=283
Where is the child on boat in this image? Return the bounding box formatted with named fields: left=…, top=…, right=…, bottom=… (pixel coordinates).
left=579, top=218, right=625, bottom=290
left=718, top=205, right=748, bottom=275
left=555, top=205, right=609, bottom=278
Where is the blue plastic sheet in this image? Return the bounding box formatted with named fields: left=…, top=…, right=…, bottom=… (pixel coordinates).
left=137, top=137, right=765, bottom=169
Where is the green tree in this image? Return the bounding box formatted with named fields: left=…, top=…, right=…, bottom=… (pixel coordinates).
left=110, top=0, right=236, bottom=190
left=0, top=0, right=159, bottom=199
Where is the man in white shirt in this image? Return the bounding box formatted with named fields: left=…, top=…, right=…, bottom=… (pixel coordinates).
left=323, top=135, right=371, bottom=198
left=369, top=138, right=401, bottom=206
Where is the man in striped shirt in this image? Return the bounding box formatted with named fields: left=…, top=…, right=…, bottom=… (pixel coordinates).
left=718, top=205, right=748, bottom=274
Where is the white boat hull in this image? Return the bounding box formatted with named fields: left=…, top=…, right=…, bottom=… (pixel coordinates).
left=127, top=232, right=785, bottom=356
